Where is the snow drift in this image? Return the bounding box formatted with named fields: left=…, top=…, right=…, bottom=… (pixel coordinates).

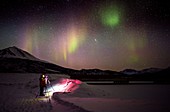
left=0, top=73, right=170, bottom=112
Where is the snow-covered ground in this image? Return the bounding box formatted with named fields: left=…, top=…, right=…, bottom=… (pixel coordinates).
left=0, top=73, right=170, bottom=112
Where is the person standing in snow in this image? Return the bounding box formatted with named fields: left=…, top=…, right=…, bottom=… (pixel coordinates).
left=39, top=74, right=46, bottom=96
left=44, top=75, right=50, bottom=91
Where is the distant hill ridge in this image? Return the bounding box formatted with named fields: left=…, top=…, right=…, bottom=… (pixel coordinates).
left=0, top=46, right=170, bottom=84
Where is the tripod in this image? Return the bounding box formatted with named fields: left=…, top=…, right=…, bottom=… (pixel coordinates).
left=44, top=83, right=55, bottom=97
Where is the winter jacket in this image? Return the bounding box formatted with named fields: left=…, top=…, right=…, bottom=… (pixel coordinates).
left=39, top=77, right=46, bottom=87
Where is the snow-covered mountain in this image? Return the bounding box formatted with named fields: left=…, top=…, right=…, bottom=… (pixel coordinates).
left=120, top=69, right=139, bottom=75
left=121, top=68, right=162, bottom=75
left=0, top=46, right=74, bottom=73
left=0, top=46, right=40, bottom=61
left=139, top=68, right=162, bottom=74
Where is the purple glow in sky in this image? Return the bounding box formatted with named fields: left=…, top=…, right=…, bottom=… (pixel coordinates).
left=0, top=0, right=169, bottom=71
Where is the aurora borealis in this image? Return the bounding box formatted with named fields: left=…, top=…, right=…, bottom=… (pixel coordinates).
left=0, top=0, right=169, bottom=71
left=100, top=4, right=121, bottom=27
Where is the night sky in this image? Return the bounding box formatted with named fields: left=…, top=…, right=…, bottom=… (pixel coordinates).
left=0, top=0, right=169, bottom=71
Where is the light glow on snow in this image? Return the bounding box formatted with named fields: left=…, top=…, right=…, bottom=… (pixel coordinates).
left=46, top=78, right=82, bottom=96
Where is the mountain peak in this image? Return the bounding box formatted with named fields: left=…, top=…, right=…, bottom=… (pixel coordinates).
left=120, top=69, right=139, bottom=75
left=10, top=46, right=18, bottom=48
left=0, top=46, right=39, bottom=61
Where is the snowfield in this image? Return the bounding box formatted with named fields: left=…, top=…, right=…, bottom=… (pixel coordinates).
left=0, top=73, right=170, bottom=112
